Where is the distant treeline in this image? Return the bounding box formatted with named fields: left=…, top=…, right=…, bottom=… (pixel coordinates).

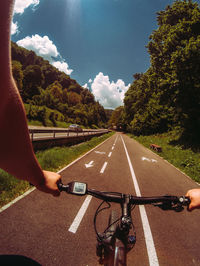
left=11, top=42, right=108, bottom=128
left=110, top=0, right=200, bottom=142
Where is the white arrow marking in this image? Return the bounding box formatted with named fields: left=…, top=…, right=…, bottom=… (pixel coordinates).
left=95, top=151, right=106, bottom=154
left=142, top=157, right=157, bottom=163
left=85, top=161, right=94, bottom=168
left=142, top=157, right=151, bottom=162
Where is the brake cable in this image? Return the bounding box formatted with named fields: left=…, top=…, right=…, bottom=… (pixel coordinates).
left=94, top=200, right=111, bottom=241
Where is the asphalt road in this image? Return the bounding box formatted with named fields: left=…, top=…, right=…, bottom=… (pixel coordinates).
left=0, top=133, right=199, bottom=266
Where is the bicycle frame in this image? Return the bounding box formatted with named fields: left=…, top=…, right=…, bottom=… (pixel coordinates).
left=58, top=181, right=190, bottom=266
left=96, top=194, right=136, bottom=266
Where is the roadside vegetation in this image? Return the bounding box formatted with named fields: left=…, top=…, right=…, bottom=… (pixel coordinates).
left=0, top=132, right=114, bottom=208
left=109, top=1, right=200, bottom=144
left=12, top=42, right=108, bottom=129
left=109, top=1, right=200, bottom=185
left=129, top=130, right=200, bottom=184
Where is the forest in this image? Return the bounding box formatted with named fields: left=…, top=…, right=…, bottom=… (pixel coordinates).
left=109, top=0, right=200, bottom=143
left=11, top=42, right=108, bottom=128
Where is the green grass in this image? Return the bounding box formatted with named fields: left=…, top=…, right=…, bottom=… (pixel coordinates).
left=0, top=132, right=114, bottom=207
left=28, top=120, right=44, bottom=127
left=28, top=120, right=70, bottom=128
left=129, top=132, right=200, bottom=184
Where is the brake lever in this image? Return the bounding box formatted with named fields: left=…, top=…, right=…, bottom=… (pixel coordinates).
left=153, top=202, right=184, bottom=212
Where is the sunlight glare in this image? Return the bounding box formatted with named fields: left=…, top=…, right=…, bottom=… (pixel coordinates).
left=65, top=0, right=81, bottom=20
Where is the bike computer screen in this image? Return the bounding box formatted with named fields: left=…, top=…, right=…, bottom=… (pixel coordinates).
left=71, top=182, right=87, bottom=195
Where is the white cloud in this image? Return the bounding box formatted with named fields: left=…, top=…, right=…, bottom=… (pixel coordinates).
left=11, top=21, right=19, bottom=35
left=82, top=83, right=88, bottom=89
left=91, top=72, right=130, bottom=109
left=17, top=34, right=73, bottom=75
left=17, top=35, right=59, bottom=61
left=52, top=61, right=73, bottom=75
left=82, top=79, right=92, bottom=89
left=12, top=0, right=40, bottom=35
left=14, top=0, right=40, bottom=14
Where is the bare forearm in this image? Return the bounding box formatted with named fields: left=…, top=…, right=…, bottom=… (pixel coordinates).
left=0, top=78, right=61, bottom=196
left=0, top=0, right=61, bottom=196
left=0, top=78, right=45, bottom=186
left=0, top=0, right=42, bottom=184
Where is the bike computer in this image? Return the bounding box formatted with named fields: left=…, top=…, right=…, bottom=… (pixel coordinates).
left=68, top=182, right=87, bottom=195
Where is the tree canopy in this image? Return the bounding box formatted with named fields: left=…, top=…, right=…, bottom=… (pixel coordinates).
left=11, top=42, right=108, bottom=128
left=123, top=0, right=200, bottom=140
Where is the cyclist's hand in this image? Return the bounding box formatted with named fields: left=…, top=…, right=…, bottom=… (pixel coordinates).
left=35, top=170, right=61, bottom=197
left=186, top=188, right=200, bottom=211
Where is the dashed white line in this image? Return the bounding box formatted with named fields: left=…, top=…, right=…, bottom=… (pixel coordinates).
left=100, top=162, right=108, bottom=174
left=121, top=135, right=159, bottom=266
left=68, top=195, right=92, bottom=234
left=108, top=152, right=112, bottom=157
left=112, top=146, right=114, bottom=150
left=114, top=136, right=118, bottom=145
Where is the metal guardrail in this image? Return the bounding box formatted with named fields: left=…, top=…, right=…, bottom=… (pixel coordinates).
left=29, top=128, right=109, bottom=141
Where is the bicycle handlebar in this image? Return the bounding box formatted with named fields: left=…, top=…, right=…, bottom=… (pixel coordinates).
left=87, top=189, right=189, bottom=205
left=58, top=181, right=190, bottom=209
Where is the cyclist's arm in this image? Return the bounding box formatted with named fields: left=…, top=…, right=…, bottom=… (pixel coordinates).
left=0, top=0, right=60, bottom=197
left=186, top=189, right=200, bottom=211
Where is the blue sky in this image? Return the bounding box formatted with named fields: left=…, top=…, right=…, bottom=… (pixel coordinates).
left=11, top=0, right=177, bottom=109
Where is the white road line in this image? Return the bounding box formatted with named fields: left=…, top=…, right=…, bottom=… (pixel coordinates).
left=57, top=136, right=111, bottom=174
left=0, top=135, right=113, bottom=213
left=121, top=135, right=159, bottom=266
left=114, top=135, right=118, bottom=145
left=108, top=152, right=112, bottom=157
left=0, top=187, right=36, bottom=213
left=100, top=162, right=108, bottom=174
left=68, top=195, right=92, bottom=234
left=111, top=136, right=118, bottom=151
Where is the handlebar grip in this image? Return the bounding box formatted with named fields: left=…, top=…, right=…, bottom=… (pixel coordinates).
left=57, top=181, right=69, bottom=192
left=182, top=196, right=191, bottom=205
left=57, top=181, right=63, bottom=191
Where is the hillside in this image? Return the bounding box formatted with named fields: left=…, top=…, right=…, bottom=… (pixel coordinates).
left=11, top=42, right=108, bottom=128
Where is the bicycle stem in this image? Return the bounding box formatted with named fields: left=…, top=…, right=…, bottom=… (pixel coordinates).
left=121, top=195, right=132, bottom=229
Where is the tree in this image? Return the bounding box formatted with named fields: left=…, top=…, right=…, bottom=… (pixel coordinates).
left=41, top=63, right=59, bottom=89
left=23, top=65, right=44, bottom=100
left=124, top=0, right=200, bottom=138
left=68, top=91, right=82, bottom=106
left=58, top=73, right=71, bottom=88
left=109, top=106, right=125, bottom=130
left=11, top=41, right=108, bottom=128
left=147, top=0, right=200, bottom=139
left=47, top=81, right=63, bottom=101
left=49, top=112, right=57, bottom=127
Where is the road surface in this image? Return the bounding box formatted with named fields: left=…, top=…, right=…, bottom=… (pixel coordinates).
left=0, top=133, right=199, bottom=266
